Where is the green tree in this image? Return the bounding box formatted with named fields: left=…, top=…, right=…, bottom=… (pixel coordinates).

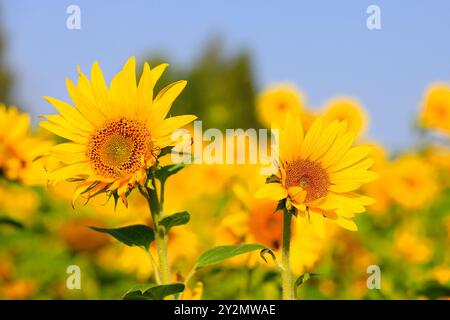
left=143, top=38, right=259, bottom=130
left=0, top=7, right=13, bottom=104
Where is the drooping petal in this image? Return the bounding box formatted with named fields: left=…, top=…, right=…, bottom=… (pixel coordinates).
left=255, top=183, right=288, bottom=201
left=309, top=209, right=325, bottom=238
left=288, top=186, right=306, bottom=204
left=334, top=216, right=358, bottom=231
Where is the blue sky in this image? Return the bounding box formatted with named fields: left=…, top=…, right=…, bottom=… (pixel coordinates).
left=2, top=0, right=450, bottom=150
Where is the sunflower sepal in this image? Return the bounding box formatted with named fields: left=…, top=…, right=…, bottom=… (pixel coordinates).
left=294, top=273, right=319, bottom=299
left=145, top=176, right=156, bottom=190
left=154, top=163, right=187, bottom=185
left=157, top=146, right=174, bottom=158
left=265, top=174, right=280, bottom=184
left=284, top=198, right=294, bottom=213
left=110, top=190, right=121, bottom=210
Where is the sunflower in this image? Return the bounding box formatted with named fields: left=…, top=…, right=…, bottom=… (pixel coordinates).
left=0, top=104, right=52, bottom=184
left=394, top=224, right=432, bottom=264
left=425, top=145, right=450, bottom=187
left=388, top=154, right=439, bottom=210
left=257, top=84, right=305, bottom=127
left=420, top=83, right=450, bottom=135
left=256, top=113, right=378, bottom=237
left=323, top=96, right=368, bottom=137
left=41, top=57, right=196, bottom=205
left=214, top=197, right=325, bottom=274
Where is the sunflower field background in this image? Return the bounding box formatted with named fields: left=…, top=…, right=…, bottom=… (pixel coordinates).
left=0, top=1, right=449, bottom=300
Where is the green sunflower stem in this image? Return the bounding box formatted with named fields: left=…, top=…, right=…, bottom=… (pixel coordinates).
left=281, top=208, right=294, bottom=300
left=154, top=221, right=171, bottom=284
left=146, top=172, right=172, bottom=287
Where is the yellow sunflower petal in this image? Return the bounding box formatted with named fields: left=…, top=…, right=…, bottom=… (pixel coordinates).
left=255, top=183, right=288, bottom=201
left=150, top=63, right=169, bottom=85
left=109, top=57, right=137, bottom=118
left=278, top=113, right=298, bottom=163
left=50, top=150, right=86, bottom=165
left=72, top=182, right=94, bottom=207
left=300, top=117, right=324, bottom=159
left=76, top=66, right=97, bottom=109
left=292, top=202, right=306, bottom=211
left=329, top=182, right=364, bottom=193
left=316, top=192, right=369, bottom=213
left=136, top=62, right=153, bottom=111
left=334, top=216, right=358, bottom=231
left=66, top=78, right=105, bottom=126
left=51, top=142, right=86, bottom=153
left=43, top=115, right=90, bottom=137
left=44, top=96, right=94, bottom=132
left=150, top=80, right=188, bottom=123
left=319, top=131, right=356, bottom=168
left=330, top=170, right=379, bottom=185
left=308, top=120, right=340, bottom=161
left=287, top=186, right=306, bottom=204
left=6, top=113, right=29, bottom=142
left=48, top=162, right=91, bottom=185
left=40, top=121, right=88, bottom=144
left=327, top=145, right=373, bottom=173
left=154, top=115, right=197, bottom=138
left=90, top=61, right=111, bottom=117
left=309, top=209, right=325, bottom=238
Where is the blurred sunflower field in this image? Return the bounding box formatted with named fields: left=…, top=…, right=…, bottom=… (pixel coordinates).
left=0, top=1, right=449, bottom=301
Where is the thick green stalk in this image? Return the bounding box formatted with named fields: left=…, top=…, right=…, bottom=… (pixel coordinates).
left=154, top=219, right=171, bottom=284
left=281, top=208, right=293, bottom=300
left=146, top=173, right=171, bottom=285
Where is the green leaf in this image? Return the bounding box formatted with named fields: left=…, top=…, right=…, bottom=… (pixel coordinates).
left=295, top=273, right=319, bottom=287
left=265, top=175, right=280, bottom=184
left=123, top=283, right=185, bottom=300
left=90, top=225, right=154, bottom=248
left=416, top=282, right=450, bottom=300
left=158, top=146, right=173, bottom=157
left=160, top=211, right=190, bottom=231
left=260, top=248, right=276, bottom=264
left=274, top=199, right=286, bottom=213
left=195, top=244, right=266, bottom=269
left=110, top=191, right=120, bottom=210
left=155, top=163, right=186, bottom=184
left=294, top=273, right=319, bottom=299
left=0, top=217, right=24, bottom=230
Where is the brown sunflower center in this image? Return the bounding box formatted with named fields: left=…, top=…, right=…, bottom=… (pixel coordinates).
left=86, top=118, right=151, bottom=178
left=285, top=159, right=330, bottom=202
